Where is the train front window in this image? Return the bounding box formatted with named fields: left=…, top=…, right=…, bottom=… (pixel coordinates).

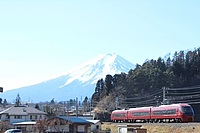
left=180, top=106, right=194, bottom=116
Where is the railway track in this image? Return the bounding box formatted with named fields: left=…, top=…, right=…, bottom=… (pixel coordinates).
left=103, top=122, right=200, bottom=127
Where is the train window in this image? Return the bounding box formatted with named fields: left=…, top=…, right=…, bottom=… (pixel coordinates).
left=180, top=106, right=194, bottom=116
left=132, top=112, right=150, bottom=116
left=113, top=113, right=126, bottom=117
left=153, top=109, right=176, bottom=115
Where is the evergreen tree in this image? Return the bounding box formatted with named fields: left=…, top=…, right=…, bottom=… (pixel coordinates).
left=105, top=74, right=113, bottom=95
left=91, top=47, right=200, bottom=115
left=15, top=93, right=21, bottom=106
left=0, top=98, right=2, bottom=104
left=3, top=99, right=7, bottom=107
left=83, top=96, right=89, bottom=112
left=50, top=98, right=55, bottom=104
left=35, top=104, right=40, bottom=110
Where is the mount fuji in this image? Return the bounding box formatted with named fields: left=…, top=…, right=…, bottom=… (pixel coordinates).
left=0, top=54, right=135, bottom=103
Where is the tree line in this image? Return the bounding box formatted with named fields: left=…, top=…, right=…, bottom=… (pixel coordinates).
left=90, top=47, right=200, bottom=118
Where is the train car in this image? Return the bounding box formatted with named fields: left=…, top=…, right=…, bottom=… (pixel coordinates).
left=111, top=109, right=128, bottom=122
left=127, top=107, right=151, bottom=122
left=151, top=103, right=194, bottom=122
left=111, top=103, right=194, bottom=123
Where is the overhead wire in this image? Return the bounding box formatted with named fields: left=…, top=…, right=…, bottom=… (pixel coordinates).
left=124, top=100, right=159, bottom=107
left=166, top=85, right=200, bottom=104
left=124, top=97, right=158, bottom=104
left=167, top=85, right=200, bottom=91
left=125, top=89, right=162, bottom=100
left=166, top=91, right=200, bottom=96
left=123, top=85, right=200, bottom=108
left=171, top=98, right=200, bottom=104
left=122, top=89, right=162, bottom=108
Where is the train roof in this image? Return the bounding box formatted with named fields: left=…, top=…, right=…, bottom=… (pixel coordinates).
left=157, top=103, right=190, bottom=107
left=112, top=103, right=191, bottom=113
left=112, top=109, right=128, bottom=112
left=151, top=103, right=191, bottom=110
left=129, top=106, right=152, bottom=110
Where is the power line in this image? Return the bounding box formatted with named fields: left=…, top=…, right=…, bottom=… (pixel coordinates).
left=171, top=98, right=200, bottom=104
left=124, top=98, right=157, bottom=104
left=121, top=88, right=163, bottom=108
left=166, top=91, right=200, bottom=96
left=119, top=85, right=200, bottom=109
left=123, top=96, right=162, bottom=108
left=166, top=85, right=200, bottom=105
left=167, top=85, right=200, bottom=91
left=125, top=89, right=162, bottom=100
left=170, top=94, right=200, bottom=100
left=124, top=101, right=159, bottom=108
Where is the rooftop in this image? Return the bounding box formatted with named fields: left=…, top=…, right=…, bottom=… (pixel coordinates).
left=0, top=105, right=47, bottom=116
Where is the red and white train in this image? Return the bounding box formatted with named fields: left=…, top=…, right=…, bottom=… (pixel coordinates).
left=111, top=103, right=194, bottom=123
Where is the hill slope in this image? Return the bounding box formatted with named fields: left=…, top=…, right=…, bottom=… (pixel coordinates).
left=0, top=53, right=135, bottom=103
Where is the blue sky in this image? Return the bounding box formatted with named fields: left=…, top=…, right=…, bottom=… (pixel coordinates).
left=0, top=0, right=199, bottom=91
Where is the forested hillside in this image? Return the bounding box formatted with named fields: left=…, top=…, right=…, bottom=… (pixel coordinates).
left=91, top=48, right=200, bottom=119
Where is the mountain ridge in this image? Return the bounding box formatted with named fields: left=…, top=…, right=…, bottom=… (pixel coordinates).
left=0, top=53, right=135, bottom=103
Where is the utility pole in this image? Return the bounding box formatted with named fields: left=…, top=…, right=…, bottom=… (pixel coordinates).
left=163, top=87, right=166, bottom=105
left=76, top=98, right=78, bottom=117
left=63, top=101, right=66, bottom=116
left=0, top=87, right=3, bottom=93
left=89, top=98, right=92, bottom=115
left=0, top=87, right=3, bottom=106
left=115, top=97, right=119, bottom=109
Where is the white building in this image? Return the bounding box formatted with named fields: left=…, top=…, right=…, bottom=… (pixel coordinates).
left=13, top=121, right=36, bottom=133
left=87, top=120, right=102, bottom=133
left=0, top=105, right=47, bottom=124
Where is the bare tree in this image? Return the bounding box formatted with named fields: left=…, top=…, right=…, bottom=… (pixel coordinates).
left=0, top=120, right=12, bottom=132
left=36, top=119, right=48, bottom=133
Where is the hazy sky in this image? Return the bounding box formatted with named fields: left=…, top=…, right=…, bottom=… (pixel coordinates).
left=0, top=0, right=199, bottom=91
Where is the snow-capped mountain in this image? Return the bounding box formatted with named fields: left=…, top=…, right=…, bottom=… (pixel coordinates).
left=0, top=53, right=135, bottom=103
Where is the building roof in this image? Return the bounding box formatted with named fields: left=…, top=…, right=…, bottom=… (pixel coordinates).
left=0, top=106, right=47, bottom=116
left=77, top=116, right=93, bottom=120
left=58, top=116, right=92, bottom=124
left=13, top=121, right=36, bottom=125
left=87, top=120, right=101, bottom=124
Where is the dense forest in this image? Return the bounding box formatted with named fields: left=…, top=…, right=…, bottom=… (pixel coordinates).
left=89, top=48, right=200, bottom=120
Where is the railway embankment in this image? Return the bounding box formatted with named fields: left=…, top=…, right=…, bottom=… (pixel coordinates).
left=102, top=122, right=200, bottom=133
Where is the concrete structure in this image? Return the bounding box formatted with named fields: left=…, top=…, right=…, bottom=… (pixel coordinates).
left=118, top=125, right=147, bottom=133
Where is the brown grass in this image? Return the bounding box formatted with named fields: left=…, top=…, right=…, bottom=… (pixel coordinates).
left=101, top=122, right=200, bottom=133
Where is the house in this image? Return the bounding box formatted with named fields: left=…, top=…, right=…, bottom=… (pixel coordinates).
left=46, top=116, right=92, bottom=133
left=73, top=116, right=102, bottom=133
left=0, top=105, right=47, bottom=124
left=87, top=120, right=102, bottom=133
left=13, top=121, right=37, bottom=133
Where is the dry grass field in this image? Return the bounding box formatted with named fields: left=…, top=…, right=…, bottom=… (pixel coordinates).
left=101, top=122, right=200, bottom=133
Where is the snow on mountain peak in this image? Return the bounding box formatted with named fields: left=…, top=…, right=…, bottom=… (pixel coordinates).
left=61, top=53, right=135, bottom=87
left=0, top=53, right=135, bottom=102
